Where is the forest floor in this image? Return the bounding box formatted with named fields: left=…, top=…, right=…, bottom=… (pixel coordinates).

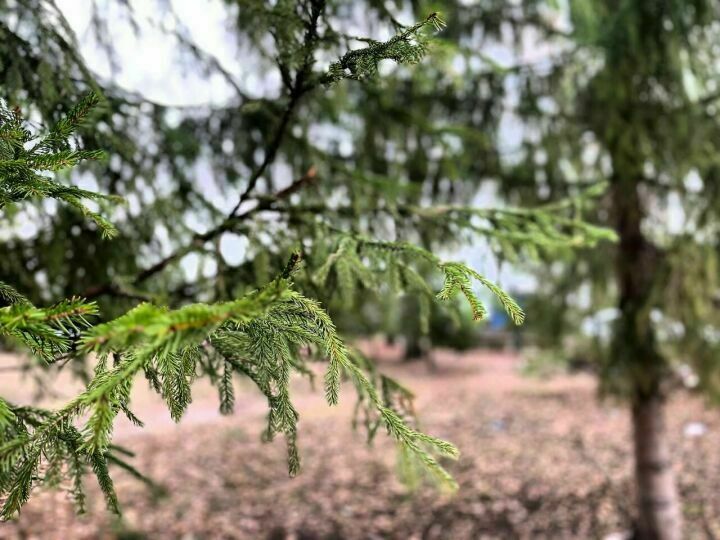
left=2, top=343, right=720, bottom=539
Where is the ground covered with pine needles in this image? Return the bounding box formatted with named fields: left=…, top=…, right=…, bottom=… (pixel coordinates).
left=3, top=345, right=720, bottom=539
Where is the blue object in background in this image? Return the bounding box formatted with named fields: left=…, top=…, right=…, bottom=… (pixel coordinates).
left=489, top=308, right=509, bottom=330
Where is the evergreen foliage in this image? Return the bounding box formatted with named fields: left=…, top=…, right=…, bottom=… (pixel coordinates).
left=0, top=92, right=115, bottom=237
left=320, top=12, right=445, bottom=84
left=0, top=0, right=615, bottom=522
left=0, top=94, right=470, bottom=515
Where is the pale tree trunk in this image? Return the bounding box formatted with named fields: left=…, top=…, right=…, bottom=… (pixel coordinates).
left=632, top=394, right=682, bottom=540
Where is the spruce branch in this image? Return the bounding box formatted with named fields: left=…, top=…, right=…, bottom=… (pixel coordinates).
left=320, top=12, right=446, bottom=85
left=228, top=1, right=326, bottom=217
left=0, top=3, right=624, bottom=517
left=0, top=92, right=119, bottom=238
left=314, top=233, right=526, bottom=326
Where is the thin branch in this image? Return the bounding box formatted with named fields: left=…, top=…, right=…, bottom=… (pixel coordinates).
left=229, top=0, right=324, bottom=216
left=228, top=90, right=304, bottom=216
left=82, top=166, right=319, bottom=299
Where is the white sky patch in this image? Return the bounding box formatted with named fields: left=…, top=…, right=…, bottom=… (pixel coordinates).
left=57, top=0, right=244, bottom=106
left=219, top=233, right=248, bottom=266
left=180, top=252, right=200, bottom=281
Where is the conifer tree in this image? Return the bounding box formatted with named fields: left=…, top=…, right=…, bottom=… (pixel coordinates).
left=511, top=4, right=720, bottom=538
left=392, top=1, right=720, bottom=538
left=0, top=1, right=611, bottom=518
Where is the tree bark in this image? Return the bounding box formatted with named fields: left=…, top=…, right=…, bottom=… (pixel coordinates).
left=403, top=336, right=426, bottom=361
left=609, top=172, right=683, bottom=539
left=632, top=394, right=682, bottom=540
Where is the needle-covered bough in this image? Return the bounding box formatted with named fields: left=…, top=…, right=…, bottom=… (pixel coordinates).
left=0, top=14, right=613, bottom=519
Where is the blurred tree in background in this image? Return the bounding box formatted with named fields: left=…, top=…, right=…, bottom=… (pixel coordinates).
left=483, top=2, right=720, bottom=538
left=0, top=0, right=611, bottom=521
left=404, top=1, right=719, bottom=538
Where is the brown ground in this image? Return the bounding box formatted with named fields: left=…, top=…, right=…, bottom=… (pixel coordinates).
left=2, top=345, right=720, bottom=539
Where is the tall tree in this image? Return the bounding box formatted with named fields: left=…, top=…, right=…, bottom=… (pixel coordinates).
left=444, top=1, right=720, bottom=538
left=536, top=3, right=719, bottom=537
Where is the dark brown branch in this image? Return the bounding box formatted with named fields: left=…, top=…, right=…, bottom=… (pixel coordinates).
left=229, top=0, right=324, bottom=216
left=82, top=166, right=319, bottom=300
left=271, top=165, right=317, bottom=199
left=228, top=90, right=303, bottom=216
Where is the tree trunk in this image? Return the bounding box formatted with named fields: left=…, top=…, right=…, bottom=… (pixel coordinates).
left=609, top=169, right=683, bottom=538
left=403, top=336, right=425, bottom=361
left=632, top=394, right=682, bottom=540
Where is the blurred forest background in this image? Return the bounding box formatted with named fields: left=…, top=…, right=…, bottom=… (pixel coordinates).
left=2, top=0, right=720, bottom=538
